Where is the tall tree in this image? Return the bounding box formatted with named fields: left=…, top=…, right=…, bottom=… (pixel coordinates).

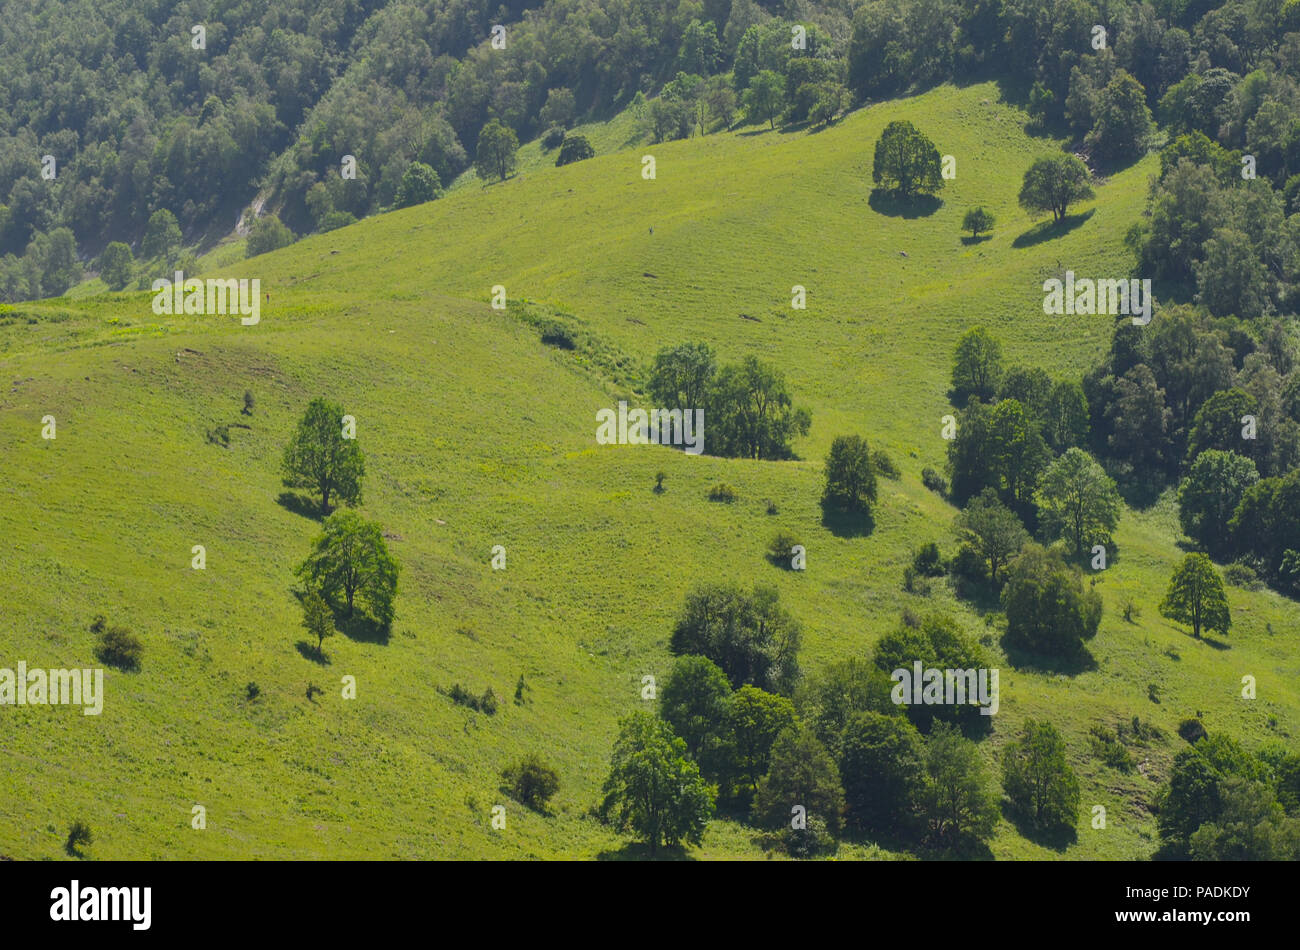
left=474, top=120, right=518, bottom=182
left=872, top=120, right=944, bottom=198
left=1018, top=154, right=1095, bottom=223
left=951, top=326, right=1003, bottom=403
left=296, top=510, right=399, bottom=628
left=281, top=397, right=365, bottom=514
left=1035, top=448, right=1122, bottom=556
left=921, top=722, right=999, bottom=847
left=955, top=488, right=1029, bottom=585
left=1159, top=553, right=1231, bottom=639
left=822, top=434, right=877, bottom=512
left=1001, top=720, right=1081, bottom=829
left=1177, top=450, right=1258, bottom=556
left=599, top=712, right=716, bottom=856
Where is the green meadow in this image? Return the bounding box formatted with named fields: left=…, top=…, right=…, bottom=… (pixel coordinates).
left=2, top=81, right=1296, bottom=860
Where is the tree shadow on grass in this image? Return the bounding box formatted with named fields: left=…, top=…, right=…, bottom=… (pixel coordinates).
left=868, top=189, right=943, bottom=219
left=820, top=499, right=875, bottom=538
left=1011, top=210, right=1094, bottom=248
left=276, top=491, right=322, bottom=521
left=1001, top=639, right=1098, bottom=676
left=1198, top=634, right=1231, bottom=651
left=960, top=234, right=993, bottom=246
left=1001, top=803, right=1078, bottom=852
left=295, top=641, right=330, bottom=665
left=337, top=610, right=390, bottom=646
left=596, top=841, right=695, bottom=861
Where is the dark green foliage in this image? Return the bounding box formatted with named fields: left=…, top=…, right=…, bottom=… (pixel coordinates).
left=555, top=134, right=594, bottom=166
left=393, top=162, right=442, bottom=208
left=921, top=467, right=947, bottom=494
left=281, top=397, right=364, bottom=514
left=962, top=207, right=994, bottom=237
left=95, top=624, right=143, bottom=671
left=954, top=488, right=1028, bottom=586
left=1002, top=543, right=1102, bottom=654
left=706, top=483, right=736, bottom=502
left=726, top=685, right=796, bottom=799
left=501, top=754, right=560, bottom=812
left=1159, top=553, right=1231, bottom=639
left=753, top=725, right=845, bottom=848
left=1177, top=450, right=1258, bottom=556
left=446, top=682, right=497, bottom=716
left=245, top=682, right=261, bottom=701
left=951, top=325, right=1003, bottom=405
left=766, top=531, right=802, bottom=568
left=475, top=121, right=518, bottom=182
left=648, top=344, right=810, bottom=460
left=1002, top=720, right=1081, bottom=829
left=921, top=722, right=999, bottom=848
left=296, top=510, right=399, bottom=629
left=873, top=612, right=989, bottom=729
left=541, top=126, right=566, bottom=150
left=1018, top=154, right=1094, bottom=223
left=838, top=711, right=926, bottom=837
left=670, top=583, right=801, bottom=695
left=658, top=655, right=732, bottom=777
left=912, top=542, right=945, bottom=578
left=98, top=241, right=134, bottom=291
left=872, top=120, right=944, bottom=199
left=246, top=214, right=295, bottom=257
left=600, top=712, right=715, bottom=855
left=822, top=435, right=877, bottom=512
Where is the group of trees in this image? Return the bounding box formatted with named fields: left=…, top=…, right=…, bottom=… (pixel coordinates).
left=1081, top=307, right=1300, bottom=592
left=1155, top=730, right=1300, bottom=860
left=602, top=596, right=1087, bottom=856
left=281, top=397, right=399, bottom=645
left=647, top=341, right=811, bottom=460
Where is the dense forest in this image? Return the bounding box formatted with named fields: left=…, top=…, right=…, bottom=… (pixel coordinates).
left=5, top=0, right=1299, bottom=305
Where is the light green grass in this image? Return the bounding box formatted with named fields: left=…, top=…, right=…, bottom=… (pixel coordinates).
left=1, top=81, right=1295, bottom=860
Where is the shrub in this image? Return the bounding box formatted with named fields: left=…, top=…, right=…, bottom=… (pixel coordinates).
left=89, top=614, right=106, bottom=635
left=707, top=483, right=737, bottom=503
left=542, top=126, right=565, bottom=150
left=480, top=687, right=499, bottom=716
left=902, top=565, right=931, bottom=595
left=245, top=682, right=261, bottom=701
left=871, top=448, right=900, bottom=480
left=515, top=675, right=526, bottom=704
left=539, top=322, right=576, bottom=350
left=922, top=466, right=947, bottom=494
left=556, top=134, right=595, bottom=166
left=1088, top=725, right=1134, bottom=772
left=765, top=499, right=779, bottom=515
left=1224, top=561, right=1262, bottom=590
left=96, top=625, right=143, bottom=671
left=767, top=531, right=801, bottom=566
left=502, top=754, right=560, bottom=812
left=1178, top=718, right=1208, bottom=743
left=912, top=542, right=944, bottom=577
left=64, top=820, right=92, bottom=856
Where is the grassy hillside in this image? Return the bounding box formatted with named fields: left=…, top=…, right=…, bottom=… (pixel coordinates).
left=2, top=81, right=1296, bottom=860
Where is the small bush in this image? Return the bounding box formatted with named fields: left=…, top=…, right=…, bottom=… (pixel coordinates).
left=64, top=820, right=92, bottom=856
left=515, top=674, right=526, bottom=704
left=207, top=424, right=230, bottom=447
left=1147, top=682, right=1161, bottom=704
left=1224, top=560, right=1262, bottom=590
left=912, top=541, right=945, bottom=577
left=501, top=753, right=560, bottom=812
left=96, top=625, right=143, bottom=671
left=707, top=483, right=737, bottom=503
left=1122, top=598, right=1141, bottom=623
left=765, top=499, right=779, bottom=515
left=900, top=607, right=922, bottom=629
left=775, top=815, right=836, bottom=858
left=539, top=322, right=576, bottom=350
left=902, top=565, right=932, bottom=595
left=1178, top=717, right=1207, bottom=744
left=306, top=682, right=324, bottom=701
left=1087, top=725, right=1134, bottom=772
left=245, top=682, right=261, bottom=701
left=767, top=531, right=801, bottom=566
left=921, top=467, right=947, bottom=494
left=242, top=390, right=255, bottom=415
left=89, top=615, right=106, bottom=635
left=654, top=471, right=666, bottom=493
left=871, top=448, right=900, bottom=480
left=542, top=126, right=565, bottom=150
left=447, top=683, right=498, bottom=715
